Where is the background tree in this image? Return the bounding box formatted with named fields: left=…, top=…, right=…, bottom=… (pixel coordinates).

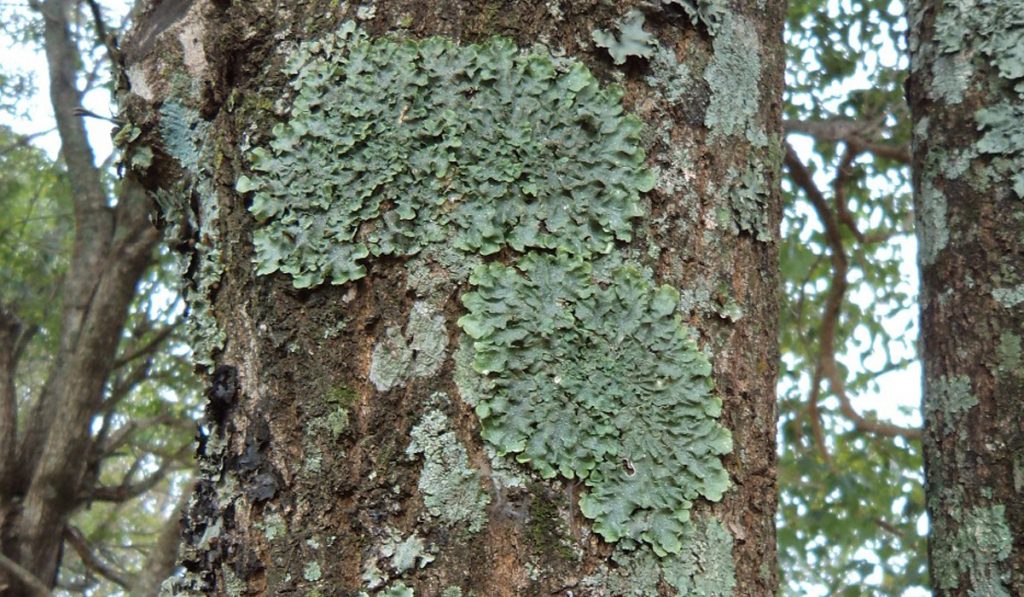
left=778, top=1, right=928, bottom=594
left=0, top=1, right=199, bottom=594
left=124, top=0, right=783, bottom=594
left=907, top=1, right=1024, bottom=594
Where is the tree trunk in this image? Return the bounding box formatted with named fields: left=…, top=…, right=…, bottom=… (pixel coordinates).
left=124, top=1, right=783, bottom=594
left=907, top=1, right=1024, bottom=595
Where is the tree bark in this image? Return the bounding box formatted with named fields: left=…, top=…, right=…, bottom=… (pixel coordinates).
left=907, top=1, right=1024, bottom=595
left=124, top=1, right=783, bottom=594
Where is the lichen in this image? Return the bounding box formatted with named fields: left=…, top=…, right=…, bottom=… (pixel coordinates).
left=929, top=52, right=973, bottom=105
left=996, top=331, right=1022, bottom=376
left=645, top=46, right=693, bottom=106
left=660, top=518, right=736, bottom=596
left=926, top=375, right=978, bottom=437
left=592, top=9, right=658, bottom=66
left=457, top=253, right=731, bottom=556
left=158, top=101, right=225, bottom=368
left=932, top=504, right=1013, bottom=596
left=703, top=13, right=766, bottom=146
left=975, top=102, right=1024, bottom=197
left=579, top=518, right=734, bottom=596
left=662, top=0, right=727, bottom=35
left=303, top=561, right=323, bottom=582
left=369, top=301, right=448, bottom=392
left=991, top=282, right=1024, bottom=308
left=379, top=529, right=434, bottom=574
left=917, top=179, right=949, bottom=266
left=933, top=0, right=1024, bottom=197
left=406, top=404, right=490, bottom=532
left=727, top=163, right=772, bottom=241
left=238, top=22, right=654, bottom=288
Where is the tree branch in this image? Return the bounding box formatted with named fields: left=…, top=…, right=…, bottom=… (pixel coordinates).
left=63, top=526, right=132, bottom=590
left=0, top=552, right=52, bottom=597
left=785, top=118, right=911, bottom=164
left=784, top=143, right=921, bottom=443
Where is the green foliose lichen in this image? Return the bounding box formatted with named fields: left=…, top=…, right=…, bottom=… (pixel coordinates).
left=238, top=22, right=654, bottom=288
left=727, top=163, right=772, bottom=241
left=159, top=102, right=225, bottom=368
left=592, top=9, right=658, bottom=65
left=975, top=102, right=1024, bottom=197
left=932, top=504, right=1013, bottom=596
left=934, top=1, right=1024, bottom=197
left=457, top=253, right=731, bottom=556
left=703, top=13, right=766, bottom=146
left=379, top=530, right=434, bottom=574
left=663, top=0, right=728, bottom=35
left=406, top=405, right=490, bottom=532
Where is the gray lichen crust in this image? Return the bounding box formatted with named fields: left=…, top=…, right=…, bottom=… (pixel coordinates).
left=457, top=253, right=731, bottom=556
left=406, top=406, right=490, bottom=533
left=238, top=22, right=654, bottom=288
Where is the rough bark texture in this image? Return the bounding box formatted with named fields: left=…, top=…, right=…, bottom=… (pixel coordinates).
left=907, top=1, right=1024, bottom=595
left=123, top=0, right=783, bottom=594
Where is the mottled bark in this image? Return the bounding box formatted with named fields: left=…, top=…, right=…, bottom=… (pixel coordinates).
left=124, top=1, right=783, bottom=594
left=907, top=1, right=1024, bottom=595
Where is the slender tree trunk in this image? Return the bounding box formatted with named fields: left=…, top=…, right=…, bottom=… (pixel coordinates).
left=907, top=1, right=1024, bottom=594
left=0, top=0, right=160, bottom=591
left=125, top=1, right=783, bottom=594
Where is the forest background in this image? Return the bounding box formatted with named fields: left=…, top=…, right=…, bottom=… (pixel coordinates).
left=0, top=0, right=926, bottom=595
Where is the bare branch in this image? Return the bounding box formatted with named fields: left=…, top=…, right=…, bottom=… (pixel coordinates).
left=785, top=118, right=910, bottom=164
left=113, top=323, right=177, bottom=369
left=88, top=446, right=189, bottom=503
left=0, top=552, right=52, bottom=597
left=785, top=142, right=921, bottom=442
left=64, top=526, right=132, bottom=589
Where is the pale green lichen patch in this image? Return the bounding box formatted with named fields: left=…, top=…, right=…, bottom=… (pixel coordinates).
left=457, top=253, right=731, bottom=556
left=369, top=301, right=448, bottom=392
left=996, top=331, right=1022, bottom=376
left=406, top=406, right=490, bottom=532
left=991, top=283, right=1024, bottom=308
left=660, top=518, right=736, bottom=596
left=378, top=529, right=434, bottom=574
left=926, top=375, right=978, bottom=437
left=929, top=52, right=973, bottom=105
left=703, top=13, right=766, bottom=146
left=917, top=179, right=949, bottom=266
left=158, top=101, right=225, bottom=368
left=579, top=518, right=734, bottom=596
left=592, top=9, right=658, bottom=65
left=934, top=1, right=1024, bottom=94
left=645, top=46, right=693, bottom=106
left=975, top=102, right=1024, bottom=197
left=932, top=505, right=1013, bottom=595
left=303, top=561, right=323, bottom=582
left=663, top=0, right=727, bottom=35
left=727, top=163, right=772, bottom=241
left=934, top=1, right=1024, bottom=197
left=239, top=22, right=654, bottom=287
